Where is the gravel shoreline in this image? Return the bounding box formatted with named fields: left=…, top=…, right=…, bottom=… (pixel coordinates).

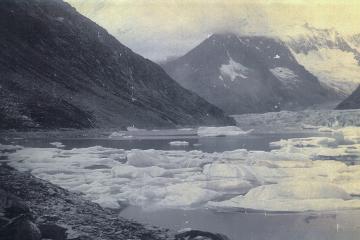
left=0, top=164, right=172, bottom=240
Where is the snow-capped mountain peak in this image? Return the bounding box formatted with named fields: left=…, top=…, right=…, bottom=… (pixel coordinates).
left=162, top=33, right=334, bottom=114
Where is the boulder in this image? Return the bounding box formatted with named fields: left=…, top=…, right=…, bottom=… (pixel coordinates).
left=0, top=214, right=41, bottom=240
left=39, top=224, right=67, bottom=240
left=175, top=230, right=230, bottom=240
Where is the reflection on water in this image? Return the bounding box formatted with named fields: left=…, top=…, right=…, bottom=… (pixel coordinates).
left=120, top=206, right=360, bottom=240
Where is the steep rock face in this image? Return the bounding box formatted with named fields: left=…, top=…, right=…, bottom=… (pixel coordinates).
left=163, top=33, right=332, bottom=114
left=0, top=0, right=233, bottom=129
left=337, top=86, right=360, bottom=110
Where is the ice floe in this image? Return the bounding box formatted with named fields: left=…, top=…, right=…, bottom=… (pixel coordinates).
left=208, top=181, right=360, bottom=212
left=50, top=142, right=65, bottom=148
left=108, top=132, right=126, bottom=138
left=3, top=126, right=360, bottom=212
left=169, top=141, right=190, bottom=146
left=197, top=126, right=253, bottom=137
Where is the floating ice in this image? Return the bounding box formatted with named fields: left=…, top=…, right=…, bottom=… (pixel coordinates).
left=197, top=126, right=253, bottom=137
left=111, top=165, right=166, bottom=178
left=108, top=132, right=125, bottom=138
left=3, top=126, right=360, bottom=212
left=127, top=126, right=142, bottom=131
left=169, top=141, right=190, bottom=146
left=50, top=142, right=65, bottom=148
left=207, top=181, right=360, bottom=212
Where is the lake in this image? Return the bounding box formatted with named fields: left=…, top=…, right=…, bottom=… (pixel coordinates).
left=2, top=128, right=360, bottom=240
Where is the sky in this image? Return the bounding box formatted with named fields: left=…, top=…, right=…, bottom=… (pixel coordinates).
left=66, top=0, right=360, bottom=61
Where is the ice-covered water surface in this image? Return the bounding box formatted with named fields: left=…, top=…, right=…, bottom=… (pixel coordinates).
left=2, top=126, right=360, bottom=213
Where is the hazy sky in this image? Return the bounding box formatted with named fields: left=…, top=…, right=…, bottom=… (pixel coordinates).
left=67, top=0, right=360, bottom=61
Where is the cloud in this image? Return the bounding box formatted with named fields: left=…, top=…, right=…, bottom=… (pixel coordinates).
left=66, top=0, right=360, bottom=61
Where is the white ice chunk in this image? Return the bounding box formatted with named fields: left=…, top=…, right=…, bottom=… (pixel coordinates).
left=111, top=165, right=166, bottom=178
left=4, top=125, right=360, bottom=212
left=208, top=181, right=360, bottom=212
left=169, top=141, right=190, bottom=146
left=157, top=183, right=220, bottom=208
left=126, top=149, right=169, bottom=168
left=50, top=142, right=65, bottom=148
left=197, top=126, right=253, bottom=137
left=108, top=132, right=126, bottom=138
left=203, top=163, right=258, bottom=183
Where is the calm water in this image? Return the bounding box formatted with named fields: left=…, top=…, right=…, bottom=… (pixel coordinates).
left=1, top=132, right=325, bottom=153
left=120, top=207, right=360, bottom=240
left=2, top=130, right=359, bottom=239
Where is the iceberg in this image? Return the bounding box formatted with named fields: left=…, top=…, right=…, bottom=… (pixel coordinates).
left=207, top=181, right=360, bottom=212
left=169, top=141, right=190, bottom=146
left=197, top=126, right=253, bottom=137
left=49, top=142, right=65, bottom=148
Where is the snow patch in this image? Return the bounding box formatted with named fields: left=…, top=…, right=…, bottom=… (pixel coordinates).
left=270, top=67, right=299, bottom=86
left=220, top=57, right=250, bottom=81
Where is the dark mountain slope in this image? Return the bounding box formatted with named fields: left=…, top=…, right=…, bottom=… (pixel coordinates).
left=336, top=85, right=360, bottom=110
left=163, top=33, right=334, bottom=114
left=0, top=0, right=233, bottom=129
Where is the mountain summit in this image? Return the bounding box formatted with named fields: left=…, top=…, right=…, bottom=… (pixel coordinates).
left=0, top=0, right=234, bottom=129
left=163, top=33, right=333, bottom=114
left=280, top=23, right=360, bottom=96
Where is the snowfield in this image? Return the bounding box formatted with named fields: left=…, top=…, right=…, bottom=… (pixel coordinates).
left=2, top=125, right=360, bottom=212
left=292, top=48, right=360, bottom=96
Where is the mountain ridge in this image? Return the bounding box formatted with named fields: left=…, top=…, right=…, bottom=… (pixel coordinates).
left=0, top=0, right=234, bottom=129
left=163, top=33, right=334, bottom=114
left=278, top=23, right=360, bottom=96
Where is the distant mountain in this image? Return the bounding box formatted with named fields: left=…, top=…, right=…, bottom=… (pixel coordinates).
left=280, top=23, right=360, bottom=96
left=162, top=33, right=333, bottom=114
left=0, top=0, right=234, bottom=129
left=337, top=85, right=360, bottom=110
left=348, top=33, right=360, bottom=52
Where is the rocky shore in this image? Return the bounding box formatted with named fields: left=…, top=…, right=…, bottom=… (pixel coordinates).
left=0, top=165, right=230, bottom=240
left=0, top=165, right=171, bottom=240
